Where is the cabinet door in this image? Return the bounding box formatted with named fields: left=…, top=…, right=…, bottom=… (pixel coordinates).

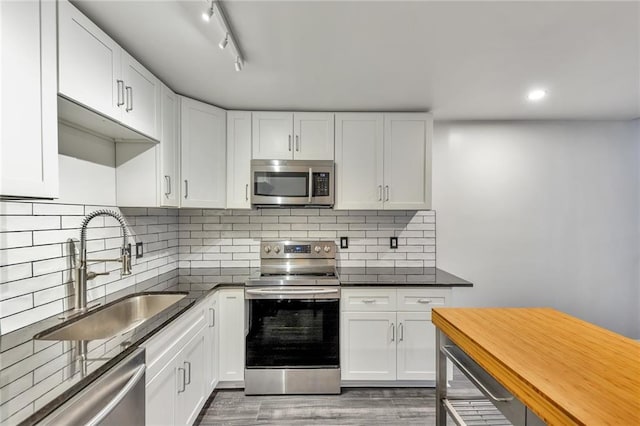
left=226, top=111, right=252, bottom=209
left=121, top=52, right=161, bottom=140
left=383, top=113, right=432, bottom=210
left=396, top=311, right=435, bottom=381
left=334, top=113, right=384, bottom=210
left=178, top=330, right=207, bottom=426
left=251, top=111, right=293, bottom=160
left=0, top=0, right=58, bottom=198
left=293, top=112, right=334, bottom=160
left=181, top=97, right=226, bottom=208
left=218, top=289, right=245, bottom=382
left=160, top=85, right=180, bottom=207
left=58, top=0, right=122, bottom=122
left=341, top=311, right=396, bottom=381
left=146, top=354, right=178, bottom=426
left=204, top=295, right=219, bottom=393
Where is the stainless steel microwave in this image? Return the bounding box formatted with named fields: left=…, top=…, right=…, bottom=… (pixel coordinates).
left=250, top=160, right=334, bottom=207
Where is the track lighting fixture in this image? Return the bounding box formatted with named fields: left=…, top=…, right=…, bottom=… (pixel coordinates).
left=202, top=1, right=214, bottom=22
left=201, top=1, right=245, bottom=71
left=219, top=33, right=229, bottom=50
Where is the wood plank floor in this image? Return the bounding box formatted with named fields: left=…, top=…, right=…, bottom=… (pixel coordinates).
left=196, top=371, right=479, bottom=425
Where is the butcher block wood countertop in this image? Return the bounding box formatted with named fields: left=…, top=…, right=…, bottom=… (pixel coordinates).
left=432, top=307, right=640, bottom=426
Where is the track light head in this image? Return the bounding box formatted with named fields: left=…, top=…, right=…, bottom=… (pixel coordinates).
left=219, top=33, right=229, bottom=50
left=234, top=57, right=242, bottom=72
left=202, top=2, right=214, bottom=22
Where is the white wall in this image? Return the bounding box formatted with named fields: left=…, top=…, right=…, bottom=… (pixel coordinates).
left=434, top=120, right=640, bottom=338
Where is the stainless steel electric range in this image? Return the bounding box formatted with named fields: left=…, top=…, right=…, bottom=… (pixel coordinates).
left=244, top=240, right=340, bottom=395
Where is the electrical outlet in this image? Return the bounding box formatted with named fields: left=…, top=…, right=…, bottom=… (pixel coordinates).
left=340, top=236, right=349, bottom=249
left=390, top=237, right=398, bottom=249
left=136, top=242, right=143, bottom=258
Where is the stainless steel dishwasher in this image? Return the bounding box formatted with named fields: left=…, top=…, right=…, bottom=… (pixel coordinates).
left=39, top=347, right=146, bottom=426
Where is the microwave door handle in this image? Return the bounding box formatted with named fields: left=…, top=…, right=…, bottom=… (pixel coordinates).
left=308, top=168, right=313, bottom=203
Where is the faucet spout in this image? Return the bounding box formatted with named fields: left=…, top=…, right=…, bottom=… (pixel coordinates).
left=73, top=209, right=132, bottom=314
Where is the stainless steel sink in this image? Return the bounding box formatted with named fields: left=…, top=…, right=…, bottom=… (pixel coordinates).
left=35, top=293, right=187, bottom=341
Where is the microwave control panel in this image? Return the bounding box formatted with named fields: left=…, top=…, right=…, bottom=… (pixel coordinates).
left=313, top=173, right=331, bottom=197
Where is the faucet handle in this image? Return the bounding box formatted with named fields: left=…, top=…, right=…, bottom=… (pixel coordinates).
left=86, top=271, right=110, bottom=281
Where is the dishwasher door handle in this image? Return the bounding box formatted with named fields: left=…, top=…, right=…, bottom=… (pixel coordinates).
left=86, top=364, right=146, bottom=426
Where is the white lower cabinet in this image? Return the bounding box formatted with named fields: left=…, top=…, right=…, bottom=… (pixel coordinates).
left=204, top=294, right=219, bottom=393
left=218, top=289, right=245, bottom=383
left=341, top=287, right=450, bottom=383
left=144, top=292, right=216, bottom=426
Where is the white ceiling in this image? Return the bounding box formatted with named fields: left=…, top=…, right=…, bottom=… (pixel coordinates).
left=73, top=0, right=640, bottom=120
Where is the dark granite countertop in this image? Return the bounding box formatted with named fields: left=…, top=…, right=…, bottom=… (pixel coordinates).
left=0, top=266, right=470, bottom=425
left=0, top=268, right=250, bottom=426
left=337, top=267, right=473, bottom=287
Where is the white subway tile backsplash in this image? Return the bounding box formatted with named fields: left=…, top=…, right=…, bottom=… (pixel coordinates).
left=1, top=202, right=435, bottom=334
left=0, top=217, right=60, bottom=233
left=177, top=209, right=436, bottom=269
left=0, top=232, right=33, bottom=249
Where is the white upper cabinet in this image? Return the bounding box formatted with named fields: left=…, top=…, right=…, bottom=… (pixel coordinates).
left=252, top=112, right=334, bottom=160
left=334, top=112, right=432, bottom=210
left=58, top=0, right=160, bottom=141
left=335, top=113, right=384, bottom=209
left=383, top=113, right=432, bottom=210
left=160, top=84, right=180, bottom=207
left=115, top=84, right=178, bottom=208
left=181, top=97, right=226, bottom=208
left=120, top=52, right=162, bottom=140
left=226, top=111, right=252, bottom=209
left=252, top=112, right=293, bottom=159
left=293, top=112, right=334, bottom=160
left=0, top=0, right=58, bottom=199
left=58, top=0, right=121, bottom=121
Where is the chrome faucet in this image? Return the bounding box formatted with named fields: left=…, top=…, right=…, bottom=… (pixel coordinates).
left=73, top=209, right=132, bottom=314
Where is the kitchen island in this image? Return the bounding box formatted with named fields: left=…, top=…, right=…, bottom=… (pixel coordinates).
left=433, top=307, right=640, bottom=425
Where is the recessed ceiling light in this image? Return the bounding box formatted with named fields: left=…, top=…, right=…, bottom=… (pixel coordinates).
left=527, top=89, right=547, bottom=102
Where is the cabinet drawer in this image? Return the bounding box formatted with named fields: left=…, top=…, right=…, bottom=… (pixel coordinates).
left=144, top=304, right=206, bottom=383
left=396, top=289, right=449, bottom=312
left=341, top=288, right=396, bottom=311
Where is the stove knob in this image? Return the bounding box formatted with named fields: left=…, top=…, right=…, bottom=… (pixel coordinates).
left=274, top=246, right=281, bottom=254
left=314, top=246, right=321, bottom=253
left=324, top=245, right=331, bottom=253
left=264, top=245, right=271, bottom=253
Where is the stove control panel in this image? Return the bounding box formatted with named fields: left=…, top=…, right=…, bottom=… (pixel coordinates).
left=261, top=240, right=335, bottom=259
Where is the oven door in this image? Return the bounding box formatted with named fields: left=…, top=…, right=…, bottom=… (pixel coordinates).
left=245, top=287, right=340, bottom=369
left=251, top=159, right=334, bottom=206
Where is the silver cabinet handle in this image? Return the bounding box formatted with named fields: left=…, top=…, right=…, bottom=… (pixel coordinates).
left=295, top=134, right=299, bottom=151
left=125, top=86, right=133, bottom=112
left=362, top=298, right=376, bottom=304
left=209, top=307, right=215, bottom=327
left=116, top=80, right=125, bottom=107
left=184, top=361, right=191, bottom=385
left=164, top=175, right=171, bottom=196
left=391, top=323, right=395, bottom=342
left=86, top=364, right=146, bottom=426
left=308, top=167, right=313, bottom=203
left=177, top=367, right=186, bottom=393
left=399, top=322, right=404, bottom=341
left=245, top=184, right=249, bottom=201
left=288, top=134, right=292, bottom=151
left=184, top=180, right=188, bottom=199
left=385, top=185, right=390, bottom=201
left=417, top=298, right=432, bottom=304
left=377, top=185, right=382, bottom=201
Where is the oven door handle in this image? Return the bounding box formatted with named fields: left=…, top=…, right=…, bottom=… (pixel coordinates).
left=246, top=288, right=339, bottom=296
